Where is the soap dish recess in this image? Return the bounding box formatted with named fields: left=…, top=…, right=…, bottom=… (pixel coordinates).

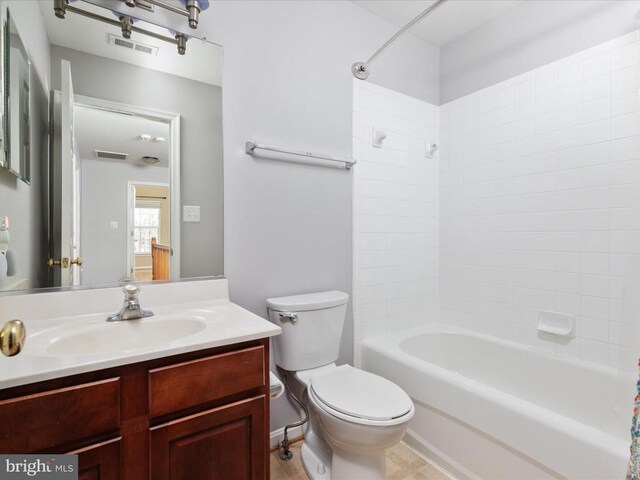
left=536, top=310, right=575, bottom=337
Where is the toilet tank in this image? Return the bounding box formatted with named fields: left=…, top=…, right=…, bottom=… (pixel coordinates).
left=267, top=291, right=348, bottom=371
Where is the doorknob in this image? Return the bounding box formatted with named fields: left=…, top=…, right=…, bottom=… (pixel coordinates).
left=47, top=257, right=69, bottom=268
left=0, top=319, right=25, bottom=357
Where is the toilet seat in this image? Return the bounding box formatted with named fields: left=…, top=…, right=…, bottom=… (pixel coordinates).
left=309, top=365, right=414, bottom=426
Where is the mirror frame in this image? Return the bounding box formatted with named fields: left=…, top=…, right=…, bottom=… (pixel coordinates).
left=3, top=7, right=31, bottom=184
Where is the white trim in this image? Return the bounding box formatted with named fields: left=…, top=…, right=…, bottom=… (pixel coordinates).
left=169, top=115, right=181, bottom=279
left=126, top=182, right=136, bottom=277
left=269, top=425, right=305, bottom=451
left=74, top=94, right=179, bottom=122
left=73, top=94, right=181, bottom=281
left=127, top=180, right=169, bottom=187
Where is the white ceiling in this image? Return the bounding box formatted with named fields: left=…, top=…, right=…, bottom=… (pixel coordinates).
left=75, top=106, right=171, bottom=169
left=39, top=1, right=222, bottom=86
left=352, top=0, right=524, bottom=47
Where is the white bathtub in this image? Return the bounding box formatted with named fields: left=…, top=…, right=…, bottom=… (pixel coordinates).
left=361, top=325, right=636, bottom=480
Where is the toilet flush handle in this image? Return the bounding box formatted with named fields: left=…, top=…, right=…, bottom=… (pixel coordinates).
left=278, top=312, right=298, bottom=323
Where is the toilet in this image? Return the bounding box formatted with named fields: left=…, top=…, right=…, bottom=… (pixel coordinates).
left=268, top=291, right=414, bottom=480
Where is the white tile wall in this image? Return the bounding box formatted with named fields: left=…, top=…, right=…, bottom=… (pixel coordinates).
left=352, top=80, right=440, bottom=366
left=352, top=32, right=640, bottom=372
left=439, top=31, right=640, bottom=372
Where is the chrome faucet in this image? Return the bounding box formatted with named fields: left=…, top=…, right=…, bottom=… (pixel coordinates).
left=107, top=284, right=154, bottom=322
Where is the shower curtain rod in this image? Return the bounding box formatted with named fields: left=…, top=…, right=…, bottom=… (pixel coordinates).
left=352, top=0, right=448, bottom=80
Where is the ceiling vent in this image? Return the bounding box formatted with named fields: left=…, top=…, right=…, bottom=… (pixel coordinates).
left=94, top=150, right=129, bottom=161
left=108, top=34, right=159, bottom=56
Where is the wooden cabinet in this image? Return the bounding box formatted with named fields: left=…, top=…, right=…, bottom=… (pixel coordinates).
left=70, top=438, right=122, bottom=480
left=150, top=397, right=265, bottom=480
left=0, top=339, right=270, bottom=480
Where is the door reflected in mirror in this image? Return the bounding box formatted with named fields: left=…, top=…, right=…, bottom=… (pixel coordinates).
left=0, top=1, right=223, bottom=292
left=71, top=103, right=173, bottom=286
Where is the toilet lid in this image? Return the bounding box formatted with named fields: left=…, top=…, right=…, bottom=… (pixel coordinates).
left=310, top=365, right=413, bottom=421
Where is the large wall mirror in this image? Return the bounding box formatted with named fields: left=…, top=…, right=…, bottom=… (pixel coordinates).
left=0, top=0, right=223, bottom=292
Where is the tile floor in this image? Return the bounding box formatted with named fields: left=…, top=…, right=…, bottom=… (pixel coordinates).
left=270, top=440, right=452, bottom=480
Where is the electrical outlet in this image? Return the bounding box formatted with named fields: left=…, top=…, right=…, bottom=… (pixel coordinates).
left=183, top=206, right=201, bottom=223
left=0, top=216, right=8, bottom=230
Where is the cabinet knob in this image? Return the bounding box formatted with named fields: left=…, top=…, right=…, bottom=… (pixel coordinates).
left=0, top=319, right=25, bottom=357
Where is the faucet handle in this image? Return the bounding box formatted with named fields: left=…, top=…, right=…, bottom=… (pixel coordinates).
left=122, top=283, right=140, bottom=300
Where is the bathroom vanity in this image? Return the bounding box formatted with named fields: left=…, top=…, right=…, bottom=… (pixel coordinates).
left=0, top=279, right=280, bottom=479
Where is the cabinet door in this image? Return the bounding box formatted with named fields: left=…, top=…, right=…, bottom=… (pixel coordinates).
left=68, top=437, right=121, bottom=480
left=150, top=396, right=266, bottom=480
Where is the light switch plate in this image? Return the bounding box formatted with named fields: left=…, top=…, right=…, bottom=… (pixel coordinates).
left=183, top=205, right=201, bottom=223
left=110, top=221, right=118, bottom=229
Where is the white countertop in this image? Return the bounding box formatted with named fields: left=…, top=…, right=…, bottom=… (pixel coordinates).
left=0, top=279, right=281, bottom=390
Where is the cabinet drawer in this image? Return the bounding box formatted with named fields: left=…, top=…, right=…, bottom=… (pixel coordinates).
left=0, top=378, right=120, bottom=453
left=149, top=346, right=265, bottom=418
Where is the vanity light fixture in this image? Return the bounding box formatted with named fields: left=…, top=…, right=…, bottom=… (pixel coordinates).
left=54, top=0, right=76, bottom=19
left=54, top=1, right=191, bottom=55
left=154, top=136, right=166, bottom=143
left=175, top=32, right=188, bottom=55
left=112, top=10, right=135, bottom=39
left=179, top=0, right=210, bottom=29
left=124, top=0, right=210, bottom=31
left=139, top=134, right=152, bottom=141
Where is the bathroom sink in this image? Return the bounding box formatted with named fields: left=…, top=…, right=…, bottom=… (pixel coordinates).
left=30, top=315, right=208, bottom=356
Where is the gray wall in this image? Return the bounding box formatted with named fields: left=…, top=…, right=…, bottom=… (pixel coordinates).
left=80, top=159, right=169, bottom=286
left=0, top=1, right=50, bottom=291
left=50, top=45, right=223, bottom=278
left=440, top=0, right=640, bottom=103
left=194, top=1, right=440, bottom=433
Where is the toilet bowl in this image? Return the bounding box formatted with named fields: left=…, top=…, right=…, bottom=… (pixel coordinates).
left=305, top=364, right=414, bottom=480
left=267, top=290, right=415, bottom=480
